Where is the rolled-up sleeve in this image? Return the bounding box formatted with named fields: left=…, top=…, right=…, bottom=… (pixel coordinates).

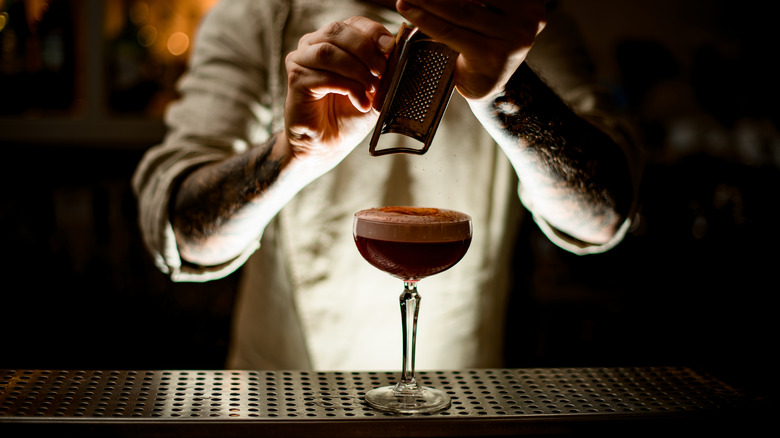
left=131, top=0, right=288, bottom=281
left=522, top=9, right=642, bottom=255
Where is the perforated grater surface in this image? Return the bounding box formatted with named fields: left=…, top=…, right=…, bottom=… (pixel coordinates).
left=369, top=24, right=458, bottom=156
left=0, top=367, right=758, bottom=437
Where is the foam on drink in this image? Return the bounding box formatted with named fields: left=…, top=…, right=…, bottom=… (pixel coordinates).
left=354, top=207, right=472, bottom=243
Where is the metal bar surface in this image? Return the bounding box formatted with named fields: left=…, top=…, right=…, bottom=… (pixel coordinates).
left=0, top=367, right=759, bottom=437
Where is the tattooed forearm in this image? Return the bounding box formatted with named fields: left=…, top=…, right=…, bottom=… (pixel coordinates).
left=171, top=137, right=283, bottom=245
left=489, top=63, right=634, bottom=242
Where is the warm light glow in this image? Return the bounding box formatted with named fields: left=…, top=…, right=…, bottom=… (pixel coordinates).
left=0, top=12, right=8, bottom=32
left=32, top=1, right=48, bottom=22
left=129, top=1, right=150, bottom=26
left=137, top=24, right=157, bottom=47
left=104, top=0, right=219, bottom=60
left=166, top=31, right=189, bottom=56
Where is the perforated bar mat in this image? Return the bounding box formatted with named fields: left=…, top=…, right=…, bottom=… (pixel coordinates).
left=0, top=367, right=756, bottom=437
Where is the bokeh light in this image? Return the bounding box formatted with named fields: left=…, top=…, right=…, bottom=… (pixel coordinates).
left=137, top=24, right=157, bottom=47
left=166, top=31, right=189, bottom=56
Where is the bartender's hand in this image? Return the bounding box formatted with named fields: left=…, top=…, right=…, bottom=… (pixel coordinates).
left=283, top=16, right=395, bottom=166
left=396, top=0, right=546, bottom=100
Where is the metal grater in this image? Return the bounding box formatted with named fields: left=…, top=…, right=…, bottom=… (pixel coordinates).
left=369, top=24, right=459, bottom=156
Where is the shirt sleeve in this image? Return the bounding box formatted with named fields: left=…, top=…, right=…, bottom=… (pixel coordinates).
left=131, top=0, right=289, bottom=281
left=522, top=8, right=642, bottom=255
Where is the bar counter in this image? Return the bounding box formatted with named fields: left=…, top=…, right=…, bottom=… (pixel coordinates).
left=0, top=366, right=765, bottom=437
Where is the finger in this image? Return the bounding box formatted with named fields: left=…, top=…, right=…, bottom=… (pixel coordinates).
left=293, top=41, right=381, bottom=96
left=299, top=18, right=394, bottom=77
left=342, top=16, right=396, bottom=56
left=398, top=0, right=544, bottom=43
left=286, top=58, right=373, bottom=112
left=397, top=0, right=500, bottom=36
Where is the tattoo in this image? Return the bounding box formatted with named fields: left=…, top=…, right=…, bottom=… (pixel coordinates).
left=491, top=63, right=633, bottom=237
left=171, top=136, right=282, bottom=244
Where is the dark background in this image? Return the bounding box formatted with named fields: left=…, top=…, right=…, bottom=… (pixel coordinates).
left=1, top=0, right=777, bottom=401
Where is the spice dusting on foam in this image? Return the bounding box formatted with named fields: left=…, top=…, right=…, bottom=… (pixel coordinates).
left=364, top=207, right=470, bottom=224
left=354, top=207, right=472, bottom=242
left=379, top=206, right=439, bottom=216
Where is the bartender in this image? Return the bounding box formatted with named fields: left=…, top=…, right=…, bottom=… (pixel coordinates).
left=132, top=0, right=640, bottom=371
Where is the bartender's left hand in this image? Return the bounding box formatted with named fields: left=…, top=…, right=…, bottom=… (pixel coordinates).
left=396, top=0, right=546, bottom=100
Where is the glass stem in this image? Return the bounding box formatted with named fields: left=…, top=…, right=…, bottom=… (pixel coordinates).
left=396, top=280, right=422, bottom=395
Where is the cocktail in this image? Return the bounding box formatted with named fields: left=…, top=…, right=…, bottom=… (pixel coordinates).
left=353, top=206, right=472, bottom=413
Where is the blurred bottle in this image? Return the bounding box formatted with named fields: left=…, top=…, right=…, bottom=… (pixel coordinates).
left=105, top=0, right=158, bottom=114
left=35, top=0, right=76, bottom=111
left=0, top=0, right=76, bottom=114
left=0, top=0, right=31, bottom=114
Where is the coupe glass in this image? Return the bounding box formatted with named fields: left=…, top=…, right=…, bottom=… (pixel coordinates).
left=353, top=206, right=472, bottom=413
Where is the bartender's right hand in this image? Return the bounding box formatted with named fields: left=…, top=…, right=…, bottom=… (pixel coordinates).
left=283, top=16, right=395, bottom=167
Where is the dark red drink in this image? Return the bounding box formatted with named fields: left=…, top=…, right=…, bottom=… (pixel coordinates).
left=355, top=236, right=471, bottom=279
left=353, top=207, right=472, bottom=280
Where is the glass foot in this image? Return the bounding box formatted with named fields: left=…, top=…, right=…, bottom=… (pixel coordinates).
left=365, top=385, right=450, bottom=414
